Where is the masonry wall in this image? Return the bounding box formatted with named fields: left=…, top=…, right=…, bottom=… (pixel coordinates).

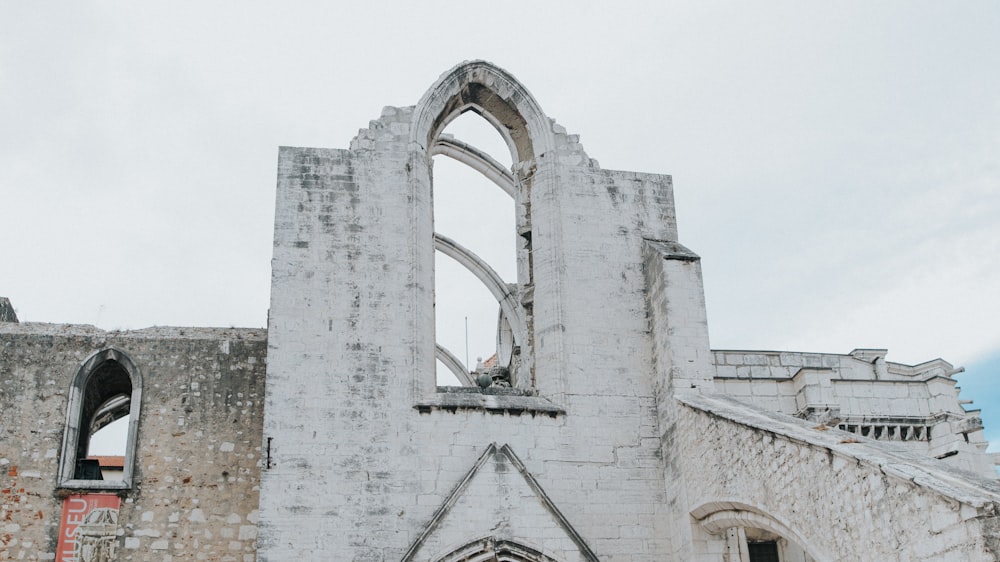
left=675, top=393, right=1000, bottom=561
left=0, top=323, right=266, bottom=561
left=258, top=65, right=682, bottom=559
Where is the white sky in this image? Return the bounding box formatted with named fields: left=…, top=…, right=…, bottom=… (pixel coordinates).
left=3, top=2, right=999, bottom=442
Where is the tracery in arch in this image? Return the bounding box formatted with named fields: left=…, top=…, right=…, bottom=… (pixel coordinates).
left=432, top=111, right=522, bottom=386
left=413, top=61, right=555, bottom=392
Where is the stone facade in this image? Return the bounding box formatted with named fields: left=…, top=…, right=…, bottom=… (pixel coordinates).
left=1, top=61, right=998, bottom=561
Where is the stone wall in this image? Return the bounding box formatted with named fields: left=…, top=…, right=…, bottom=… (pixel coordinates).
left=258, top=61, right=678, bottom=561
left=0, top=323, right=266, bottom=561
left=676, top=392, right=1000, bottom=561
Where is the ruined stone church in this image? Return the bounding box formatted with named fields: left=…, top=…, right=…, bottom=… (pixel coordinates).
left=2, top=61, right=999, bottom=561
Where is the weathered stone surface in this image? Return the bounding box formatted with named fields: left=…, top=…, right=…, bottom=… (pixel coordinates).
left=0, top=323, right=265, bottom=560
left=677, top=392, right=1000, bottom=561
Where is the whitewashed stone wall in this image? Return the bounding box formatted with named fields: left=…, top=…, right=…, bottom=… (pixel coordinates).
left=259, top=62, right=678, bottom=561
left=675, top=392, right=1000, bottom=561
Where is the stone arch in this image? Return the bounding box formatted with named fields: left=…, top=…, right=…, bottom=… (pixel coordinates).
left=410, top=60, right=555, bottom=163
left=431, top=136, right=516, bottom=197
left=433, top=536, right=562, bottom=562
left=434, top=233, right=526, bottom=349
left=436, top=343, right=475, bottom=387
left=58, top=348, right=143, bottom=489
left=691, top=500, right=828, bottom=562
left=413, top=61, right=557, bottom=389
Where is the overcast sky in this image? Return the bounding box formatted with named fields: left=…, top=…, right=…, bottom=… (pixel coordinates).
left=3, top=2, right=998, bottom=445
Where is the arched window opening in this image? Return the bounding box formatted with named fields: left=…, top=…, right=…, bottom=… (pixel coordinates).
left=693, top=503, right=821, bottom=562
left=59, top=348, right=142, bottom=489
left=433, top=111, right=521, bottom=387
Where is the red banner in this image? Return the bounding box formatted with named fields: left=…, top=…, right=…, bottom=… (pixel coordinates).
left=56, top=494, right=121, bottom=562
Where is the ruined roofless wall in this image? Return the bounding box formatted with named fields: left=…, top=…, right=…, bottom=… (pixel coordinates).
left=259, top=61, right=680, bottom=560
left=0, top=323, right=266, bottom=560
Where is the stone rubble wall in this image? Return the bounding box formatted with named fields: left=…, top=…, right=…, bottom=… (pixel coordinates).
left=0, top=323, right=266, bottom=561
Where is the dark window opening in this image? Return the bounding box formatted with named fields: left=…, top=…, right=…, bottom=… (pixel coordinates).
left=748, top=541, right=780, bottom=562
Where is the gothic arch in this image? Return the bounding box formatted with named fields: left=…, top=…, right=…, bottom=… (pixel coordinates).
left=411, top=60, right=555, bottom=163
left=413, top=61, right=557, bottom=389
left=58, top=348, right=143, bottom=489
left=691, top=500, right=828, bottom=562
left=409, top=60, right=572, bottom=400
left=433, top=536, right=562, bottom=562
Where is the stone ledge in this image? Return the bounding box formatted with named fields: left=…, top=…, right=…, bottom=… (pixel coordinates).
left=644, top=239, right=700, bottom=261
left=0, top=322, right=266, bottom=341
left=56, top=479, right=131, bottom=492
left=415, top=387, right=564, bottom=416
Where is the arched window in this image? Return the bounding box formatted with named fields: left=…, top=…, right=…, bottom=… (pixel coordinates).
left=58, top=348, right=142, bottom=489
left=412, top=63, right=554, bottom=393
left=409, top=61, right=569, bottom=407
left=432, top=112, right=520, bottom=387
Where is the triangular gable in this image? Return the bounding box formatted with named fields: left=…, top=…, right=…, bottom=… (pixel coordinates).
left=402, top=443, right=599, bottom=562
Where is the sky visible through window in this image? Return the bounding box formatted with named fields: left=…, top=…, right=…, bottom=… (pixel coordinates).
left=434, top=113, right=517, bottom=385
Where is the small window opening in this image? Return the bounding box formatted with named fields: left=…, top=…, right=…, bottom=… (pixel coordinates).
left=747, top=541, right=780, bottom=562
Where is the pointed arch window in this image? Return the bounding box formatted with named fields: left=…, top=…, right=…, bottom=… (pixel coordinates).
left=427, top=94, right=537, bottom=391
left=58, top=348, right=142, bottom=490
left=409, top=61, right=568, bottom=412
left=432, top=112, right=524, bottom=387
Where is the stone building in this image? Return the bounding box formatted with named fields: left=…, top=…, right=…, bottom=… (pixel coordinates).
left=2, top=61, right=999, bottom=561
